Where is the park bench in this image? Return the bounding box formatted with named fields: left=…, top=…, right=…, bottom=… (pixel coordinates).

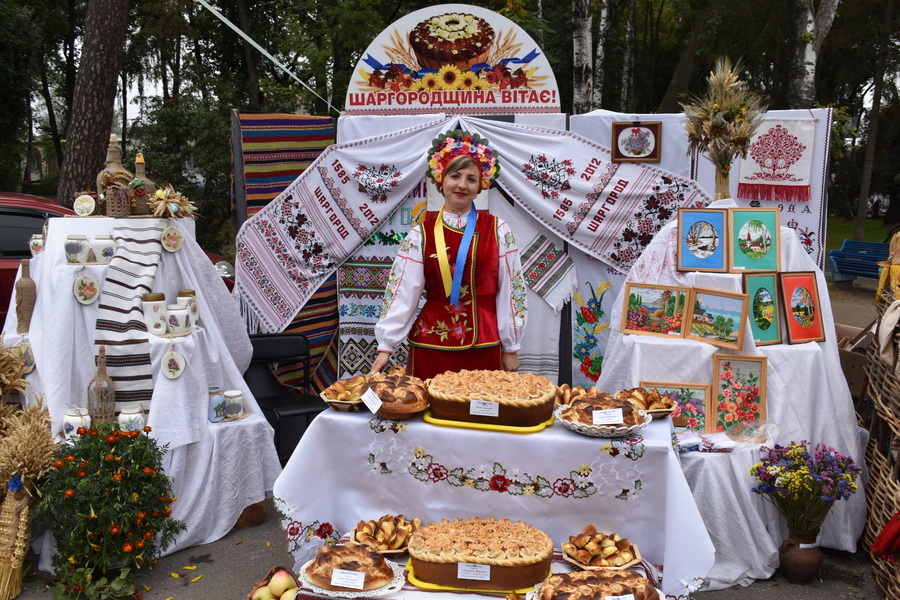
left=828, top=239, right=889, bottom=282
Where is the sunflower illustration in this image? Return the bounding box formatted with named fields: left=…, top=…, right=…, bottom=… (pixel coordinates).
left=437, top=64, right=462, bottom=89
left=457, top=71, right=479, bottom=90
left=420, top=72, right=440, bottom=91
left=471, top=79, right=489, bottom=91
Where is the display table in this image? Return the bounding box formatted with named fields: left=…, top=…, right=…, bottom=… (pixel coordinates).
left=1, top=216, right=282, bottom=565
left=597, top=199, right=868, bottom=589
left=273, top=409, right=714, bottom=600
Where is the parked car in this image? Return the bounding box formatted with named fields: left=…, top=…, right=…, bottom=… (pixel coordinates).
left=0, top=191, right=235, bottom=325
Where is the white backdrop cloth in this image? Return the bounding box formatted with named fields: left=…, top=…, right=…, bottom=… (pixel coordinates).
left=274, top=410, right=714, bottom=599
left=595, top=200, right=867, bottom=589
left=2, top=216, right=281, bottom=567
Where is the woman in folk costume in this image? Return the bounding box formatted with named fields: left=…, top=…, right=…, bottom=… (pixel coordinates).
left=370, top=130, right=527, bottom=380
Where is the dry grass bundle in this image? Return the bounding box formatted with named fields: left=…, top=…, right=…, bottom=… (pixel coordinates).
left=681, top=57, right=767, bottom=174
left=0, top=339, right=27, bottom=405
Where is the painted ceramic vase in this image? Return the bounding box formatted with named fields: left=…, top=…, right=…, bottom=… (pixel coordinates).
left=224, top=390, right=244, bottom=418
left=117, top=404, right=145, bottom=432
left=141, top=293, right=167, bottom=335
left=63, top=406, right=91, bottom=442
left=91, top=235, right=117, bottom=264
left=208, top=387, right=226, bottom=423
left=64, top=235, right=91, bottom=264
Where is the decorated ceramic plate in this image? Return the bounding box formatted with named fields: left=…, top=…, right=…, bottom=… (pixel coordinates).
left=10, top=344, right=34, bottom=374
left=161, top=350, right=186, bottom=379
left=73, top=194, right=96, bottom=216
left=161, top=227, right=183, bottom=252
left=73, top=274, right=100, bottom=305
left=298, top=559, right=404, bottom=598
left=553, top=405, right=651, bottom=438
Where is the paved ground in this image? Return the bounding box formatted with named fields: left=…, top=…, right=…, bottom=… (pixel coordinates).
left=16, top=275, right=888, bottom=599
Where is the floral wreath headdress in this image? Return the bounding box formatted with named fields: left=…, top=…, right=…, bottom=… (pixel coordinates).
left=426, top=130, right=500, bottom=190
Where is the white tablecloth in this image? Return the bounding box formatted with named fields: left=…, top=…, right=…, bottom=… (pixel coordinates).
left=273, top=410, right=714, bottom=599
left=1, top=216, right=282, bottom=565
left=596, top=199, right=867, bottom=589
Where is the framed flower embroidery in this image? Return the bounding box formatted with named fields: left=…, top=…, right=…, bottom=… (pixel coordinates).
left=612, top=122, right=662, bottom=162
left=712, top=354, right=767, bottom=440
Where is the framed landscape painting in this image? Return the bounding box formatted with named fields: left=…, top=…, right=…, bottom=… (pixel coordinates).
left=640, top=381, right=712, bottom=432
left=677, top=208, right=729, bottom=272
left=728, top=208, right=780, bottom=272
left=778, top=271, right=826, bottom=343
left=611, top=121, right=662, bottom=162
left=621, top=282, right=690, bottom=339
left=684, top=287, right=749, bottom=350
left=712, top=354, right=767, bottom=440
left=742, top=273, right=783, bottom=346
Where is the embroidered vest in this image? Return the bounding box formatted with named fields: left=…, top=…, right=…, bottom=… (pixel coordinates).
left=408, top=211, right=500, bottom=351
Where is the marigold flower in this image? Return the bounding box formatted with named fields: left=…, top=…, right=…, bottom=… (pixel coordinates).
left=136, top=540, right=146, bottom=549
left=91, top=544, right=100, bottom=552
left=76, top=427, right=86, bottom=435
left=79, top=460, right=89, bottom=467
left=142, top=467, right=156, bottom=476
left=143, top=530, right=155, bottom=539
left=64, top=489, right=76, bottom=498
left=122, top=541, right=134, bottom=553
left=75, top=469, right=87, bottom=478
left=125, top=530, right=134, bottom=538
left=130, top=430, right=141, bottom=439
left=65, top=455, right=75, bottom=462
left=106, top=434, right=118, bottom=444
left=142, top=426, right=152, bottom=432
left=109, top=524, right=121, bottom=535
left=53, top=460, right=65, bottom=469
left=112, top=474, right=122, bottom=482
left=88, top=429, right=98, bottom=437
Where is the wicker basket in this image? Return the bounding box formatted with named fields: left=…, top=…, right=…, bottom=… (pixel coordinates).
left=865, top=343, right=900, bottom=433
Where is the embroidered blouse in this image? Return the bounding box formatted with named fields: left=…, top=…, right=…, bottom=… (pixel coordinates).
left=375, top=209, right=527, bottom=355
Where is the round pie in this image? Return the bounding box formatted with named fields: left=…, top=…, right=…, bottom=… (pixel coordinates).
left=538, top=569, right=659, bottom=600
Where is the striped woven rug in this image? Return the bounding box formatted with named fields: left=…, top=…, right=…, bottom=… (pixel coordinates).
left=231, top=110, right=334, bottom=222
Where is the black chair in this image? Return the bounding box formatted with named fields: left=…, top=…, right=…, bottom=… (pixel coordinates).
left=245, top=333, right=326, bottom=463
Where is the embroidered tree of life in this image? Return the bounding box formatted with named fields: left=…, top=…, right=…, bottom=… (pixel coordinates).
left=747, top=125, right=807, bottom=182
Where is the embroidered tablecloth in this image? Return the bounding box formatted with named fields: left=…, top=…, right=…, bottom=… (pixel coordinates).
left=273, top=410, right=714, bottom=600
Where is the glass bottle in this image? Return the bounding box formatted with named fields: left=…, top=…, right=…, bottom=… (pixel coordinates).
left=87, top=346, right=116, bottom=423
left=130, top=153, right=157, bottom=215
left=14, top=259, right=36, bottom=335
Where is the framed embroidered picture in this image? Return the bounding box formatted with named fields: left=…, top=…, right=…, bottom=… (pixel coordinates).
left=677, top=208, right=729, bottom=272
left=728, top=208, right=780, bottom=272
left=620, top=282, right=690, bottom=339
left=611, top=121, right=662, bottom=162
left=742, top=273, right=783, bottom=346
left=778, top=271, right=826, bottom=343
left=712, top=354, right=767, bottom=440
left=684, top=287, right=748, bottom=350
left=639, top=381, right=713, bottom=432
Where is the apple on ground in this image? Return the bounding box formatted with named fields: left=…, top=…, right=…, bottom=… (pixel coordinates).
left=267, top=570, right=298, bottom=597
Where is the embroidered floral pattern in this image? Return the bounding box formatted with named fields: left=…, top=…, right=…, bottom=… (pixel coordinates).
left=522, top=155, right=575, bottom=199
left=353, top=163, right=402, bottom=203
left=369, top=419, right=645, bottom=500
left=715, top=360, right=763, bottom=437
left=605, top=176, right=696, bottom=271
left=572, top=281, right=610, bottom=382
left=279, top=513, right=341, bottom=556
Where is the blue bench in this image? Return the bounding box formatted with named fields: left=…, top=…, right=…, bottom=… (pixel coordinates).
left=828, top=239, right=889, bottom=282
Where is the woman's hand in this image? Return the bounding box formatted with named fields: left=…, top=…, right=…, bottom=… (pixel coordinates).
left=501, top=351, right=520, bottom=372
left=369, top=351, right=391, bottom=375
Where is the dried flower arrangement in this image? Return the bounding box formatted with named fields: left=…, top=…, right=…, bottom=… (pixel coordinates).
left=681, top=57, right=767, bottom=199
left=0, top=397, right=58, bottom=600
left=149, top=185, right=197, bottom=219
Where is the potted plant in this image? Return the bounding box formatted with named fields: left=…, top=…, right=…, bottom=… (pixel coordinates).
left=36, top=423, right=186, bottom=599
left=749, top=441, right=862, bottom=583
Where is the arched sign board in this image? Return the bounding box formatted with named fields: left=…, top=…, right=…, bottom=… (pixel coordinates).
left=344, top=4, right=560, bottom=115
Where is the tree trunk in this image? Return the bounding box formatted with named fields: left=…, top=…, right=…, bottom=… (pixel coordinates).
left=22, top=106, right=33, bottom=192
left=236, top=0, right=261, bottom=110
left=56, top=0, right=129, bottom=206
left=854, top=0, right=896, bottom=239
left=620, top=0, right=636, bottom=111
left=591, top=0, right=610, bottom=109
left=39, top=59, right=63, bottom=169
left=536, top=0, right=544, bottom=47
left=120, top=70, right=127, bottom=152
left=658, top=12, right=711, bottom=113
left=64, top=0, right=77, bottom=124
left=786, top=0, right=839, bottom=108
left=572, top=0, right=592, bottom=114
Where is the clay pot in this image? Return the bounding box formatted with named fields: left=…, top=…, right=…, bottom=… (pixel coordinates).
left=778, top=528, right=823, bottom=584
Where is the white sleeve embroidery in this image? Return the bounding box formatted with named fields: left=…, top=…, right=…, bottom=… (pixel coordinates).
left=495, top=219, right=527, bottom=352
left=374, top=227, right=425, bottom=353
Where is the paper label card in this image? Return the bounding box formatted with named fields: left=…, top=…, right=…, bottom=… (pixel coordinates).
left=331, top=569, right=366, bottom=589
left=469, top=400, right=499, bottom=417
left=593, top=408, right=624, bottom=426
left=361, top=388, right=383, bottom=413
left=457, top=563, right=491, bottom=581
left=604, top=595, right=635, bottom=600
left=798, top=543, right=818, bottom=550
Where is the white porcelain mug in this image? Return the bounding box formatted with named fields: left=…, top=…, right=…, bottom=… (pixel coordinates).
left=64, top=235, right=91, bottom=264
left=91, top=235, right=117, bottom=264
left=141, top=293, right=167, bottom=335
left=166, top=303, right=190, bottom=334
